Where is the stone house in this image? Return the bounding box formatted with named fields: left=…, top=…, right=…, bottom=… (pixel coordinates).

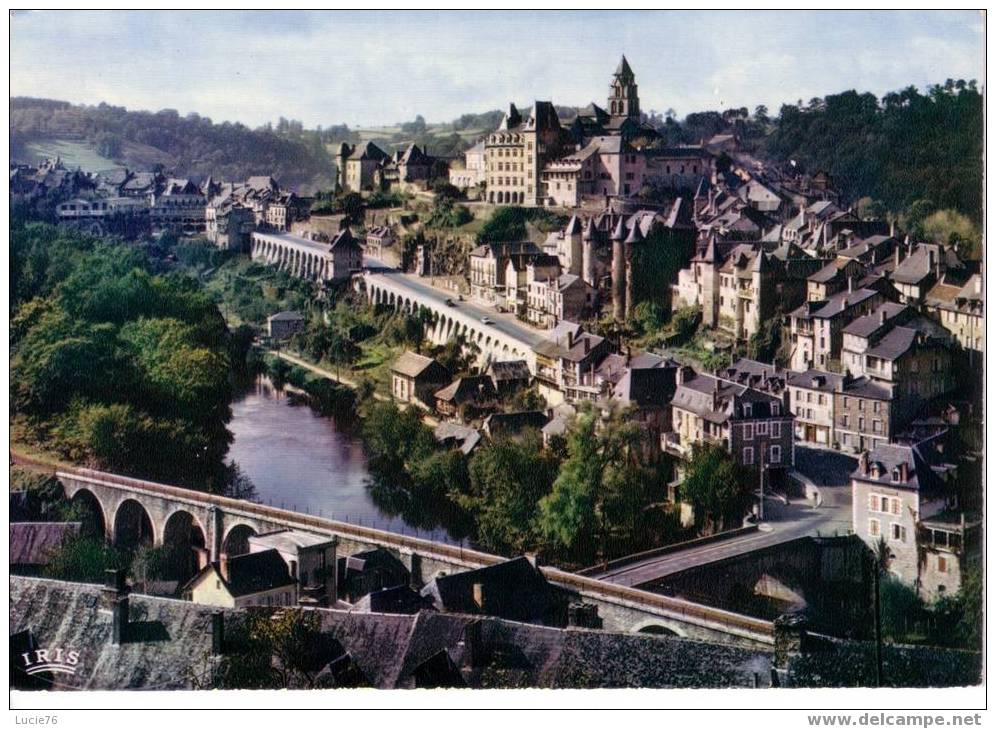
left=183, top=549, right=297, bottom=609
left=338, top=141, right=390, bottom=192
left=924, top=272, right=983, bottom=355
left=267, top=310, right=305, bottom=343
left=248, top=530, right=338, bottom=605
left=449, top=140, right=486, bottom=190
left=608, top=363, right=678, bottom=461
left=485, top=359, right=531, bottom=397
left=532, top=323, right=613, bottom=406
left=526, top=272, right=596, bottom=328
left=667, top=368, right=794, bottom=471
left=840, top=303, right=956, bottom=425
left=390, top=351, right=451, bottom=410
left=850, top=439, right=974, bottom=600
left=206, top=198, right=255, bottom=251
left=484, top=101, right=567, bottom=206
left=785, top=369, right=846, bottom=447
left=152, top=178, right=205, bottom=230
left=469, top=241, right=540, bottom=306
left=833, top=376, right=894, bottom=454
left=789, top=284, right=887, bottom=371
left=434, top=375, right=498, bottom=420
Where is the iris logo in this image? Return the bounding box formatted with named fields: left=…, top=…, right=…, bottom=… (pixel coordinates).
left=19, top=648, right=81, bottom=676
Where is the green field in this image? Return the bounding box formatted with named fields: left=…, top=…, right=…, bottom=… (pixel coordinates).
left=21, top=139, right=124, bottom=173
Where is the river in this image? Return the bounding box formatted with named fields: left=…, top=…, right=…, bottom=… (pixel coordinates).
left=226, top=377, right=461, bottom=544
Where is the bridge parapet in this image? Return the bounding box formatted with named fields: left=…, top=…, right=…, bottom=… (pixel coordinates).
left=48, top=463, right=774, bottom=646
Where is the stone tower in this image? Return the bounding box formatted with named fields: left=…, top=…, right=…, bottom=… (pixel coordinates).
left=562, top=215, right=583, bottom=276
left=624, top=219, right=643, bottom=321
left=611, top=216, right=627, bottom=322
left=608, top=56, right=640, bottom=121
left=582, top=217, right=597, bottom=287
left=699, top=236, right=720, bottom=329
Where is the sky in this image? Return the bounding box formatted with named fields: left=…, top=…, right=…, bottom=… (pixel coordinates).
left=10, top=10, right=985, bottom=129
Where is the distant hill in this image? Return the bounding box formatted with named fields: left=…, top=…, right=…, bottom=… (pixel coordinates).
left=10, top=97, right=335, bottom=192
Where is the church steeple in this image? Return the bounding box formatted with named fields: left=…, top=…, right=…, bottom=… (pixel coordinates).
left=608, top=55, right=639, bottom=121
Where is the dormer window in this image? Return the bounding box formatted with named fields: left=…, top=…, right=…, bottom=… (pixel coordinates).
left=743, top=403, right=752, bottom=417
left=891, top=468, right=901, bottom=483
left=771, top=403, right=780, bottom=416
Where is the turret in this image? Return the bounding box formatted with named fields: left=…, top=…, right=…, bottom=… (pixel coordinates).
left=612, top=218, right=628, bottom=322
left=582, top=217, right=597, bottom=287
left=623, top=221, right=644, bottom=320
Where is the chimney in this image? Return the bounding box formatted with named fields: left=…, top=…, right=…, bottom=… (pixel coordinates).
left=847, top=276, right=854, bottom=293
left=899, top=462, right=909, bottom=482
left=472, top=582, right=489, bottom=613
left=858, top=451, right=868, bottom=474
left=461, top=620, right=485, bottom=668
left=566, top=329, right=574, bottom=349
left=524, top=552, right=540, bottom=569
left=880, top=309, right=887, bottom=326
left=584, top=336, right=591, bottom=355
left=894, top=245, right=901, bottom=267
left=975, top=275, right=982, bottom=295
left=889, top=220, right=895, bottom=237
left=218, top=554, right=230, bottom=583
left=101, top=570, right=130, bottom=645
left=211, top=612, right=225, bottom=655
left=195, top=547, right=209, bottom=571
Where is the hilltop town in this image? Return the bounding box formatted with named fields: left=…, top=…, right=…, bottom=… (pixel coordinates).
left=10, top=57, right=983, bottom=691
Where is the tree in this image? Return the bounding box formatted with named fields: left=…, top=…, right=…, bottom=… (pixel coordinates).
left=678, top=443, right=753, bottom=533
left=538, top=407, right=664, bottom=562
left=44, top=537, right=127, bottom=583
left=464, top=433, right=558, bottom=554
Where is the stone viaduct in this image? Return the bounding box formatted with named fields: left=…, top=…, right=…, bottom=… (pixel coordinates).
left=54, top=465, right=774, bottom=647
left=357, top=270, right=542, bottom=373
left=251, top=231, right=334, bottom=282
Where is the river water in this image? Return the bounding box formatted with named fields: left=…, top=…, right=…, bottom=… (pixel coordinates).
left=226, top=377, right=460, bottom=544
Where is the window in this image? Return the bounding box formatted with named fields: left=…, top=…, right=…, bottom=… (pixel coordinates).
left=772, top=403, right=780, bottom=416
left=842, top=414, right=850, bottom=427
left=873, top=420, right=882, bottom=434
left=743, top=423, right=753, bottom=440
left=938, top=556, right=948, bottom=573
left=770, top=445, right=781, bottom=463
left=859, top=417, right=865, bottom=431
left=770, top=422, right=781, bottom=438
left=868, top=493, right=878, bottom=510
left=873, top=401, right=881, bottom=414
left=880, top=496, right=889, bottom=512
left=869, top=518, right=880, bottom=537
left=891, top=498, right=901, bottom=515
left=891, top=523, right=907, bottom=543
left=743, top=447, right=755, bottom=465
left=757, top=422, right=768, bottom=436
left=858, top=400, right=865, bottom=411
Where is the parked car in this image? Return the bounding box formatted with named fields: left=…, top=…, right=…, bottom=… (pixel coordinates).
left=480, top=316, right=493, bottom=325
left=445, top=298, right=456, bottom=307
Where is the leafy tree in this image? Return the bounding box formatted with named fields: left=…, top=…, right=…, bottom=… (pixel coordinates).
left=678, top=443, right=753, bottom=533
left=538, top=407, right=665, bottom=561
left=361, top=400, right=438, bottom=480
left=464, top=433, right=558, bottom=553
left=43, top=537, right=127, bottom=583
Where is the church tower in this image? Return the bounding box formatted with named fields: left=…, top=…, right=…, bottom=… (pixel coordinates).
left=608, top=56, right=640, bottom=121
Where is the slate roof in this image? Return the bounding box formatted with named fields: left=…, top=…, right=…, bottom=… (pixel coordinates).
left=842, top=303, right=909, bottom=337
left=221, top=549, right=295, bottom=597
left=267, top=310, right=304, bottom=323
left=10, top=522, right=80, bottom=566
left=612, top=365, right=677, bottom=409
left=482, top=411, right=549, bottom=439
left=851, top=442, right=945, bottom=495
left=435, top=376, right=497, bottom=405
left=791, top=287, right=880, bottom=320
left=486, top=359, right=531, bottom=383
left=785, top=369, right=845, bottom=393
left=420, top=557, right=553, bottom=625
left=392, top=351, right=440, bottom=378
left=348, top=141, right=389, bottom=162
left=433, top=422, right=482, bottom=455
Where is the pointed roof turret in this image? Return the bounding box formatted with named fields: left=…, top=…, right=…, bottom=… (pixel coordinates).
left=614, top=55, right=634, bottom=79
left=565, top=215, right=582, bottom=236
left=700, top=236, right=718, bottom=263
left=752, top=250, right=774, bottom=273
left=625, top=220, right=644, bottom=244
left=611, top=216, right=627, bottom=241
left=583, top=217, right=597, bottom=240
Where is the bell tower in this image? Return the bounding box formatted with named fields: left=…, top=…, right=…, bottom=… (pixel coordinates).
left=608, top=55, right=640, bottom=121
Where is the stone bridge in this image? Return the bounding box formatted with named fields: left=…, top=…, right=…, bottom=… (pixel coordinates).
left=51, top=464, right=774, bottom=647
left=357, top=269, right=542, bottom=373
left=251, top=231, right=333, bottom=282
